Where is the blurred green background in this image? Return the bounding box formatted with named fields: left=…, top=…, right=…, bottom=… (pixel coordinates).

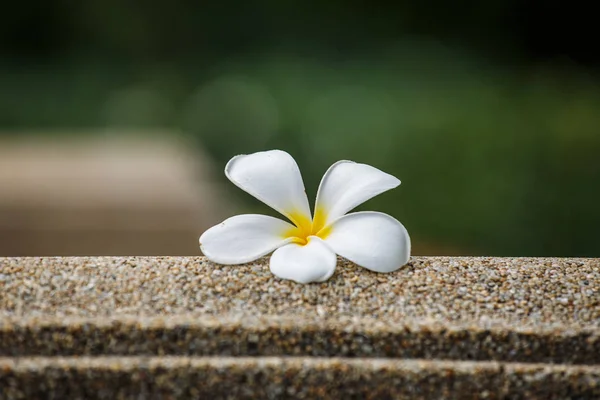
left=1, top=1, right=599, bottom=256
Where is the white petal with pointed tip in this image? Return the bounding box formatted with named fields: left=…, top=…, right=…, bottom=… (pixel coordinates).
left=314, top=161, right=400, bottom=226
left=200, top=214, right=294, bottom=265
left=225, top=150, right=311, bottom=223
left=324, top=211, right=410, bottom=273
left=270, top=237, right=337, bottom=283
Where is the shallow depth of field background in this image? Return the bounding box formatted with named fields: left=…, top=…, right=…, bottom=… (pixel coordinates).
left=1, top=1, right=599, bottom=256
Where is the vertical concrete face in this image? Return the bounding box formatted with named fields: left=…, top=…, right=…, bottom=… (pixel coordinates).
left=0, top=256, right=599, bottom=397
left=0, top=134, right=233, bottom=256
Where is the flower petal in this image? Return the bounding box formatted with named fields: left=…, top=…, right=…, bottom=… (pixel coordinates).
left=225, top=150, right=312, bottom=226
left=199, top=214, right=295, bottom=265
left=314, top=161, right=400, bottom=227
left=270, top=237, right=337, bottom=283
left=323, top=211, right=410, bottom=273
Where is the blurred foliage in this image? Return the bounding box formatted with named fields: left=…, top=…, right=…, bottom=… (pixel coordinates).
left=1, top=1, right=599, bottom=256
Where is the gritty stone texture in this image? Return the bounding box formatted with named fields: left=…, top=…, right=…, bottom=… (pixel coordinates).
left=0, top=257, right=599, bottom=363
left=1, top=356, right=599, bottom=400
left=1, top=315, right=599, bottom=364
left=0, top=256, right=599, bottom=398
left=1, top=256, right=598, bottom=325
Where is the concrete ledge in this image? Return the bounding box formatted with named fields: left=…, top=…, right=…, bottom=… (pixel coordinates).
left=1, top=316, right=598, bottom=364
left=1, top=256, right=599, bottom=398
left=0, top=256, right=598, bottom=363
left=1, top=256, right=597, bottom=325
left=1, top=357, right=599, bottom=400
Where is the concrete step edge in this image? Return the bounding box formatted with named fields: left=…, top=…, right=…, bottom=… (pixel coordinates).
left=1, top=315, right=598, bottom=364
left=1, top=356, right=599, bottom=399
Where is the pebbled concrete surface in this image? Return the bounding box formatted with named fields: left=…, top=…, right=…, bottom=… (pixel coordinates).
left=1, top=256, right=598, bottom=326
left=0, top=256, right=599, bottom=398
left=1, top=356, right=599, bottom=400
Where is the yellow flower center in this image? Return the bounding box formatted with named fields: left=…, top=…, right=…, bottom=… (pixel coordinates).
left=284, top=207, right=332, bottom=245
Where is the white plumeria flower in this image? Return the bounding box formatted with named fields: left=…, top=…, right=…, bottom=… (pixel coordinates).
left=199, top=150, right=411, bottom=284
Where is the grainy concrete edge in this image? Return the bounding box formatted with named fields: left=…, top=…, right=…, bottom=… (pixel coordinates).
left=1, top=315, right=599, bottom=364
left=0, top=357, right=599, bottom=400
